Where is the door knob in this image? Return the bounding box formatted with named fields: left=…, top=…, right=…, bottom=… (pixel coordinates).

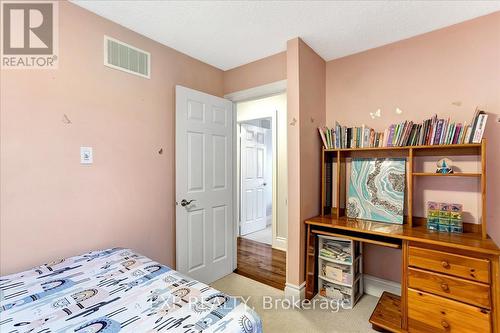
left=180, top=199, right=196, bottom=207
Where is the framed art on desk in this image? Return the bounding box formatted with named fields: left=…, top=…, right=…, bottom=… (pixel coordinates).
left=347, top=158, right=406, bottom=224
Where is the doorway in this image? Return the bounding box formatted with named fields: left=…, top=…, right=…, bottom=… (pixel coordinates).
left=233, top=93, right=287, bottom=289
left=239, top=118, right=273, bottom=244
left=175, top=84, right=286, bottom=287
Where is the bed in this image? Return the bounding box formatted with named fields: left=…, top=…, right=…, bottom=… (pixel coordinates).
left=0, top=248, right=262, bottom=333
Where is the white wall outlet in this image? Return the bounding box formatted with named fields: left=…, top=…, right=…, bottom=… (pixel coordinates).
left=80, top=147, right=93, bottom=164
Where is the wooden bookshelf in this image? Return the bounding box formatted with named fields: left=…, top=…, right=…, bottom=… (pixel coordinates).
left=321, top=140, right=487, bottom=239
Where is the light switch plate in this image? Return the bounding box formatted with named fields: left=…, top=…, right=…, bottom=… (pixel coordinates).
left=80, top=147, right=93, bottom=164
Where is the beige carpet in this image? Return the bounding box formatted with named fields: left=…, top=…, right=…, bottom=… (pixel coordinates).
left=212, top=273, right=379, bottom=333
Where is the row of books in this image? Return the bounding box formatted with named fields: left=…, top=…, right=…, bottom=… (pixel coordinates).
left=318, top=125, right=386, bottom=149
left=319, top=109, right=488, bottom=149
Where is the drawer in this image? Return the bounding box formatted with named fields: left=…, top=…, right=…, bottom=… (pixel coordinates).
left=408, top=288, right=491, bottom=333
left=408, top=246, right=490, bottom=283
left=408, top=267, right=490, bottom=308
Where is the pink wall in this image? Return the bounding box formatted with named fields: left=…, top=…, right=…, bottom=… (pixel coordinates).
left=0, top=2, right=224, bottom=275
left=287, top=38, right=326, bottom=286
left=326, top=12, right=500, bottom=282
left=223, top=52, right=286, bottom=95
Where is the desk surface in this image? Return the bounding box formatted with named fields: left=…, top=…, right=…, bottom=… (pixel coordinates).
left=306, top=216, right=500, bottom=255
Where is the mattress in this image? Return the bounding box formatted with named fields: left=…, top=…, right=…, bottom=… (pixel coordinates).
left=0, top=248, right=262, bottom=333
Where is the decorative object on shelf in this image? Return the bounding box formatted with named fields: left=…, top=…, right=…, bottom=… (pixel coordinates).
left=347, top=158, right=405, bottom=224
left=436, top=158, right=454, bottom=174
left=427, top=201, right=463, bottom=233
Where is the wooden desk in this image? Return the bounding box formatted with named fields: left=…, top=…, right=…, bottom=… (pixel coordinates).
left=305, top=216, right=500, bottom=333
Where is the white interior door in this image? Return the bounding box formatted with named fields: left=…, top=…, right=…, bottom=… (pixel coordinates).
left=240, top=124, right=267, bottom=235
left=176, top=86, right=233, bottom=284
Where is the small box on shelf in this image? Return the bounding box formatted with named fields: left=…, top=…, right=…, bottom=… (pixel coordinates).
left=427, top=201, right=464, bottom=234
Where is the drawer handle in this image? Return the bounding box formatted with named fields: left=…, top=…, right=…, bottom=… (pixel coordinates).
left=441, top=260, right=450, bottom=269
left=441, top=320, right=450, bottom=329
left=440, top=283, right=449, bottom=292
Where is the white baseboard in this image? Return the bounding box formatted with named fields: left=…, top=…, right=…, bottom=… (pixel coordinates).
left=272, top=236, right=287, bottom=252
left=284, top=281, right=306, bottom=301
left=363, top=274, right=401, bottom=297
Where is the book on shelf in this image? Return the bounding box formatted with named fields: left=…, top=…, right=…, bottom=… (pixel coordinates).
left=472, top=113, right=488, bottom=144
left=325, top=160, right=333, bottom=209
left=331, top=162, right=337, bottom=207
left=318, top=127, right=328, bottom=149
left=318, top=108, right=488, bottom=149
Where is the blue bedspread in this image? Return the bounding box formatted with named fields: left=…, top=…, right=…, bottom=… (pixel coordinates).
left=0, top=248, right=262, bottom=333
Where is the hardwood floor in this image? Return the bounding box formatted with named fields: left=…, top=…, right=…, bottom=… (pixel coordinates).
left=235, top=237, right=286, bottom=290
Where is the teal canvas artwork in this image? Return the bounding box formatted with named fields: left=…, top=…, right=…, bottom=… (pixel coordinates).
left=347, top=158, right=406, bottom=224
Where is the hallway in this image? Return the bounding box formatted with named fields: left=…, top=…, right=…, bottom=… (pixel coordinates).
left=235, top=237, right=286, bottom=290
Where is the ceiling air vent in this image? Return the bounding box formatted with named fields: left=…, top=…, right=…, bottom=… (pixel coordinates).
left=104, top=36, right=150, bottom=79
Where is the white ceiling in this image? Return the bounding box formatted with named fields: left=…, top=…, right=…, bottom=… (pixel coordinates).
left=72, top=1, right=500, bottom=70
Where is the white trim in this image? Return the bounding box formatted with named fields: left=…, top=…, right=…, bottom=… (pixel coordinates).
left=224, top=80, right=287, bottom=102
left=284, top=281, right=306, bottom=301
left=103, top=35, right=151, bottom=79
left=274, top=237, right=287, bottom=251
left=232, top=102, right=238, bottom=272
left=363, top=274, right=401, bottom=298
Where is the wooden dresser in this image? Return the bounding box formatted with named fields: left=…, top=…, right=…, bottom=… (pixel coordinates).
left=407, top=242, right=497, bottom=333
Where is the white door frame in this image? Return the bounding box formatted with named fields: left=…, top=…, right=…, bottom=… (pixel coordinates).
left=225, top=80, right=287, bottom=270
